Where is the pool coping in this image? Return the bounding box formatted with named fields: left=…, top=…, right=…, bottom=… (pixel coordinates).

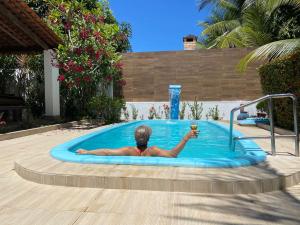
left=50, top=120, right=266, bottom=168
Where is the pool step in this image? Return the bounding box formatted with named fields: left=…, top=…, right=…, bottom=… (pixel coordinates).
left=14, top=155, right=300, bottom=194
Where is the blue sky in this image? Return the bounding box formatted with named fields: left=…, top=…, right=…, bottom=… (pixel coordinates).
left=109, top=0, right=211, bottom=52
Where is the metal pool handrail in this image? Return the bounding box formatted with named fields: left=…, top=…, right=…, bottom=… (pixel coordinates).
left=229, top=93, right=299, bottom=157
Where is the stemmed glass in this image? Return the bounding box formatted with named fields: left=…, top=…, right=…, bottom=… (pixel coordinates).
left=190, top=120, right=198, bottom=138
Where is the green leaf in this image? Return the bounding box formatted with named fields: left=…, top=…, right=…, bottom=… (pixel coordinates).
left=238, top=38, right=300, bottom=72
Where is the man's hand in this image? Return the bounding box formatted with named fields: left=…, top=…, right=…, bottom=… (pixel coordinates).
left=76, top=149, right=89, bottom=154
left=185, top=129, right=200, bottom=140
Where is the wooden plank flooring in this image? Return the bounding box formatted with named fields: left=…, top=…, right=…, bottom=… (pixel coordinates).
left=0, top=124, right=300, bottom=224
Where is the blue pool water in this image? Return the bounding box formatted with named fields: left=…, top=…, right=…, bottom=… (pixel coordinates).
left=50, top=120, right=266, bottom=168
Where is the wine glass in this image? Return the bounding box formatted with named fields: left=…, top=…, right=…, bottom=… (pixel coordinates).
left=190, top=120, right=198, bottom=138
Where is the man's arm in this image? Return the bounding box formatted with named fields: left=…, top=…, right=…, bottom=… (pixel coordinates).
left=76, top=147, right=134, bottom=156
left=148, top=130, right=198, bottom=158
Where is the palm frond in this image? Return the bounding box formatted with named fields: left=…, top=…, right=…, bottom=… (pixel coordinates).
left=265, top=0, right=300, bottom=13
left=209, top=27, right=245, bottom=48
left=240, top=27, right=273, bottom=46
left=202, top=19, right=240, bottom=36
left=197, top=0, right=220, bottom=11
left=238, top=38, right=300, bottom=71
left=243, top=0, right=300, bottom=12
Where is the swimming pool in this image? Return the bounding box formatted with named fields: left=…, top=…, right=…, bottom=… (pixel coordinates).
left=50, top=120, right=266, bottom=168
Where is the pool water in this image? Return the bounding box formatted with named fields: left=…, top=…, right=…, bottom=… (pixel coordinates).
left=51, top=120, right=266, bottom=168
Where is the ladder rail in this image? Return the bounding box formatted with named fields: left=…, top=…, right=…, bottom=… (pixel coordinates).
left=229, top=93, right=299, bottom=157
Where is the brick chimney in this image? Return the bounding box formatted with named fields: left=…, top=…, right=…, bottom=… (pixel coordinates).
left=183, top=35, right=198, bottom=50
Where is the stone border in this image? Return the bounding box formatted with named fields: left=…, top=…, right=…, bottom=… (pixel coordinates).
left=14, top=160, right=300, bottom=194
left=0, top=120, right=102, bottom=141
left=256, top=123, right=295, bottom=135
left=50, top=121, right=266, bottom=168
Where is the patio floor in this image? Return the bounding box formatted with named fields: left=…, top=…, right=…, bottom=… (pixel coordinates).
left=1, top=122, right=300, bottom=224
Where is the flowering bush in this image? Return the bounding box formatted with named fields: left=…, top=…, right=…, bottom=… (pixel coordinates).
left=45, top=0, right=130, bottom=118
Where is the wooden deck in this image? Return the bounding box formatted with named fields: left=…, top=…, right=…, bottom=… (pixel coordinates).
left=1, top=122, right=300, bottom=224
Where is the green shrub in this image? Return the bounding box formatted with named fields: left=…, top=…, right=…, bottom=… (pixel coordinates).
left=130, top=105, right=139, bottom=120
left=206, top=105, right=220, bottom=120
left=88, top=95, right=125, bottom=124
left=179, top=102, right=187, bottom=120
left=259, top=53, right=300, bottom=130
left=188, top=97, right=203, bottom=120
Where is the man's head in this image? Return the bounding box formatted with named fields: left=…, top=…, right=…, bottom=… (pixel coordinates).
left=135, top=125, right=152, bottom=146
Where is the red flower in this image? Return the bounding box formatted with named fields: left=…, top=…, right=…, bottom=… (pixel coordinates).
left=98, top=16, right=105, bottom=23
left=74, top=48, right=82, bottom=56
left=83, top=76, right=91, bottom=82
left=90, top=15, right=97, bottom=24
left=64, top=21, right=72, bottom=30
left=118, top=79, right=126, bottom=86
left=85, top=46, right=95, bottom=55
left=62, top=64, right=69, bottom=72
left=87, top=59, right=93, bottom=68
left=83, top=14, right=90, bottom=22
left=79, top=29, right=89, bottom=40
left=58, top=4, right=66, bottom=12
left=74, top=65, right=84, bottom=73
left=115, top=62, right=123, bottom=70
left=57, top=74, right=65, bottom=82
left=106, top=76, right=113, bottom=82
left=75, top=77, right=81, bottom=85
left=94, top=31, right=102, bottom=41
left=67, top=82, right=74, bottom=89
left=95, top=50, right=102, bottom=60
left=67, top=60, right=75, bottom=68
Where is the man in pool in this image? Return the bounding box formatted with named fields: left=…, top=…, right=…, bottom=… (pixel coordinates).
left=76, top=125, right=199, bottom=157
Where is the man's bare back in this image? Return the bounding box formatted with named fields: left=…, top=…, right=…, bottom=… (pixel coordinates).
left=76, top=127, right=198, bottom=158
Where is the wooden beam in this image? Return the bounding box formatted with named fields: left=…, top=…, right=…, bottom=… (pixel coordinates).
left=0, top=47, right=42, bottom=54
left=0, top=20, right=28, bottom=47
left=0, top=3, right=49, bottom=49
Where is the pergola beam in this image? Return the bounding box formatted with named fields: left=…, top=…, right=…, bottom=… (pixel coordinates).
left=0, top=5, right=49, bottom=50
left=0, top=21, right=28, bottom=47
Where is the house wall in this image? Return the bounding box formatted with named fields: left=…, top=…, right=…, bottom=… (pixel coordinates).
left=122, top=48, right=262, bottom=102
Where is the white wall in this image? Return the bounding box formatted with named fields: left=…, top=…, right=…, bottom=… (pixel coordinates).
left=122, top=101, right=258, bottom=121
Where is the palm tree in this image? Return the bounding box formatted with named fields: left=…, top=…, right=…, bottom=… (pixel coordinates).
left=238, top=0, right=300, bottom=70
left=198, top=0, right=245, bottom=48
left=198, top=0, right=300, bottom=70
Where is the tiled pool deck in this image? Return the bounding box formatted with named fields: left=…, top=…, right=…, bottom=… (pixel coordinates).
left=1, top=122, right=300, bottom=224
